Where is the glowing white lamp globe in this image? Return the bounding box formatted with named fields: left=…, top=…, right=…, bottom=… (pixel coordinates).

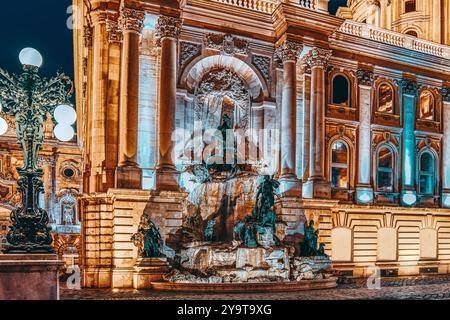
left=0, top=117, right=8, bottom=136
left=54, top=104, right=76, bottom=125
left=54, top=124, right=75, bottom=142
left=19, top=48, right=43, bottom=68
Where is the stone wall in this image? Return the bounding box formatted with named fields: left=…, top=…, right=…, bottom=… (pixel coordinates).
left=81, top=189, right=186, bottom=288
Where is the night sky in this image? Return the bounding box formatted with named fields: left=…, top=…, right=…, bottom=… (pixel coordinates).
left=0, top=0, right=347, bottom=78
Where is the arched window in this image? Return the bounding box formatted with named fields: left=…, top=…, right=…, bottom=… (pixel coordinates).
left=377, top=146, right=395, bottom=192
left=404, top=0, right=416, bottom=13
left=377, top=83, right=394, bottom=114
left=405, top=30, right=418, bottom=37
left=419, top=91, right=435, bottom=120
left=330, top=141, right=349, bottom=189
left=332, top=75, right=350, bottom=106
left=419, top=152, right=435, bottom=195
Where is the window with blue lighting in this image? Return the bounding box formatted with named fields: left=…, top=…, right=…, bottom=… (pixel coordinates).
left=419, top=152, right=435, bottom=195
left=377, top=146, right=395, bottom=192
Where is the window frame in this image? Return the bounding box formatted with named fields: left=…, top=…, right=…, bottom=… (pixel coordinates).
left=418, top=90, right=436, bottom=121
left=404, top=0, right=417, bottom=13
left=418, top=150, right=436, bottom=196
left=331, top=74, right=351, bottom=107
left=376, top=82, right=396, bottom=114
left=330, top=140, right=350, bottom=190
left=376, top=144, right=396, bottom=193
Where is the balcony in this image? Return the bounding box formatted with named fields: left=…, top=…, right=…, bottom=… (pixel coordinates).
left=338, top=20, right=450, bottom=59
left=210, top=0, right=319, bottom=14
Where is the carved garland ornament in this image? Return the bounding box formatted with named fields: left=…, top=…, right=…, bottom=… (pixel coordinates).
left=179, top=41, right=202, bottom=70
left=252, top=55, right=271, bottom=82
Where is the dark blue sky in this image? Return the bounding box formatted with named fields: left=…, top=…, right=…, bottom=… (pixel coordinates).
left=0, top=0, right=346, bottom=78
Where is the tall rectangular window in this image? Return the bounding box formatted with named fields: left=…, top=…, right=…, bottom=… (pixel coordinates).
left=405, top=0, right=416, bottom=13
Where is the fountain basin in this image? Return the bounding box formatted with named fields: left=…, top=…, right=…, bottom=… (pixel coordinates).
left=150, top=277, right=338, bottom=293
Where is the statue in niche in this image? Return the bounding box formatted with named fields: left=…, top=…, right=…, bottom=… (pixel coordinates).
left=59, top=193, right=78, bottom=226
left=300, top=220, right=327, bottom=257
left=131, top=215, right=163, bottom=258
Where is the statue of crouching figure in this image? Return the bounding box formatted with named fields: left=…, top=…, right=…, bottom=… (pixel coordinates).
left=132, top=215, right=163, bottom=258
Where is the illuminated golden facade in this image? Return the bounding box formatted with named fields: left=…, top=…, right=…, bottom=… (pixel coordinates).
left=72, top=0, right=450, bottom=287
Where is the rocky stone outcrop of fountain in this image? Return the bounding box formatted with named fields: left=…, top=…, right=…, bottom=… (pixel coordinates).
left=162, top=170, right=333, bottom=284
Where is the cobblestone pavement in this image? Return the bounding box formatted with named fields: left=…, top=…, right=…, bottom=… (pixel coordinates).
left=61, top=275, right=450, bottom=300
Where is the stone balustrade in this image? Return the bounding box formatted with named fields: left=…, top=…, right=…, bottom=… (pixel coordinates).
left=211, top=0, right=279, bottom=13
left=298, top=0, right=316, bottom=10
left=338, top=20, right=450, bottom=59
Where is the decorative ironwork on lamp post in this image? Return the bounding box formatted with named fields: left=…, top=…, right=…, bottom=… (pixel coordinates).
left=0, top=48, right=75, bottom=253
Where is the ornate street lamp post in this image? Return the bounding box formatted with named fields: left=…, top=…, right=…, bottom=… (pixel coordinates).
left=0, top=48, right=76, bottom=253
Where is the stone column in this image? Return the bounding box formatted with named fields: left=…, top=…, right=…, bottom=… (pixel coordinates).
left=154, top=16, right=181, bottom=191
left=441, top=87, right=450, bottom=207
left=105, top=17, right=122, bottom=189
left=356, top=69, right=374, bottom=204
left=367, top=0, right=381, bottom=27
left=115, top=7, right=145, bottom=189
left=89, top=10, right=108, bottom=192
left=301, top=62, right=311, bottom=183
left=303, top=47, right=332, bottom=199
left=83, top=25, right=93, bottom=192
left=274, top=40, right=302, bottom=195
left=401, top=78, right=418, bottom=206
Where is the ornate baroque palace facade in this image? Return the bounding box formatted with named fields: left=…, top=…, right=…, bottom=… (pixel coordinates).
left=73, top=0, right=450, bottom=287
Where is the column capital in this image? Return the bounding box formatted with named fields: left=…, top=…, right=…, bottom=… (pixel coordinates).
left=300, top=61, right=311, bottom=75
left=367, top=0, right=381, bottom=6
left=357, top=69, right=374, bottom=87
left=119, top=7, right=145, bottom=34
left=155, top=16, right=181, bottom=45
left=84, top=26, right=93, bottom=48
left=90, top=9, right=109, bottom=25
left=305, top=47, right=332, bottom=69
left=402, top=79, right=418, bottom=96
left=442, top=87, right=450, bottom=103
left=106, top=18, right=123, bottom=43
left=274, top=41, right=303, bottom=63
